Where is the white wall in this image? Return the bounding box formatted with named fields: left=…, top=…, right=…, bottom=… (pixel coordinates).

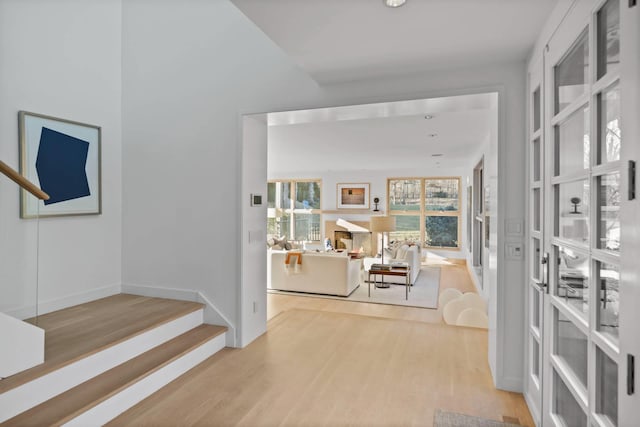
left=241, top=115, right=269, bottom=347
left=0, top=0, right=123, bottom=317
left=120, top=0, right=326, bottom=346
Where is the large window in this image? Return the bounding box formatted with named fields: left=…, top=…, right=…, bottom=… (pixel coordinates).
left=267, top=180, right=322, bottom=241
left=388, top=177, right=461, bottom=249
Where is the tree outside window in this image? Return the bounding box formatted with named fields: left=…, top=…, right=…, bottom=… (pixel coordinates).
left=388, top=177, right=461, bottom=249
left=268, top=180, right=322, bottom=241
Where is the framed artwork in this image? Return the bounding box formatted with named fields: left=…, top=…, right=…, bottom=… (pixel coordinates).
left=484, top=185, right=490, bottom=249
left=19, top=111, right=101, bottom=218
left=337, top=183, right=370, bottom=209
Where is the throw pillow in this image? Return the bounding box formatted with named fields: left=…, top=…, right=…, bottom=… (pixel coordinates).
left=395, top=245, right=410, bottom=260
left=271, top=236, right=292, bottom=251
left=383, top=247, right=397, bottom=259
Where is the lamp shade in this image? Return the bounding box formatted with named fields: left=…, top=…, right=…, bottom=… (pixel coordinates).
left=369, top=216, right=396, bottom=233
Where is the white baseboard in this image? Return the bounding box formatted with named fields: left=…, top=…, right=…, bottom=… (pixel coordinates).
left=464, top=262, right=488, bottom=298
left=495, top=374, right=523, bottom=393
left=0, top=309, right=203, bottom=423
left=4, top=284, right=122, bottom=320
left=122, top=283, right=236, bottom=347
left=523, top=391, right=541, bottom=427
left=62, top=332, right=226, bottom=427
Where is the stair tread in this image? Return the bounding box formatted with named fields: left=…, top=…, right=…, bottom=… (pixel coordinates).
left=2, top=324, right=227, bottom=427
left=0, top=294, right=204, bottom=394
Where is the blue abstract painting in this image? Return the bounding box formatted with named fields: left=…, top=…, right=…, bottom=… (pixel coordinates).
left=20, top=111, right=101, bottom=218
left=35, top=127, right=90, bottom=205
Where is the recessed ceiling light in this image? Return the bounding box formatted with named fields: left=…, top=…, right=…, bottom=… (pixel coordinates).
left=428, top=133, right=438, bottom=138
left=424, top=115, right=433, bottom=120
left=431, top=153, right=443, bottom=157
left=384, top=0, right=406, bottom=8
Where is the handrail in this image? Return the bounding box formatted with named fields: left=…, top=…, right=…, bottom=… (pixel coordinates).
left=0, top=160, right=50, bottom=200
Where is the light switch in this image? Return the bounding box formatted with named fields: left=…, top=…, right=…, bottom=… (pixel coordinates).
left=506, top=219, right=523, bottom=236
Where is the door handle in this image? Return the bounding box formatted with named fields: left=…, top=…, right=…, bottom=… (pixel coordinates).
left=628, top=354, right=635, bottom=395
left=536, top=253, right=550, bottom=294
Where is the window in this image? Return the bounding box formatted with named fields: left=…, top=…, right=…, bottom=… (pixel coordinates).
left=425, top=178, right=460, bottom=248
left=554, top=29, right=589, bottom=114
left=267, top=180, right=322, bottom=241
left=387, top=177, right=461, bottom=249
left=388, top=179, right=421, bottom=242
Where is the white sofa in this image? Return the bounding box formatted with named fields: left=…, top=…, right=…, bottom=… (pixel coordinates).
left=268, top=250, right=362, bottom=296
left=364, top=244, right=421, bottom=285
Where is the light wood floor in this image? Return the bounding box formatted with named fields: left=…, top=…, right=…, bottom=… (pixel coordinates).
left=110, top=308, right=533, bottom=427
left=111, top=263, right=534, bottom=427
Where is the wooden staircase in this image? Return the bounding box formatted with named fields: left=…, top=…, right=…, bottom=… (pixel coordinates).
left=0, top=294, right=228, bottom=426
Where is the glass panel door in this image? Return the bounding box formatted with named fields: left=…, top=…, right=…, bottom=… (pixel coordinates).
left=526, top=58, right=545, bottom=424
left=541, top=1, right=625, bottom=425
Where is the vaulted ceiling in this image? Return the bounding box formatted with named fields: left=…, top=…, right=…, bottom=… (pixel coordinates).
left=231, top=0, right=560, bottom=84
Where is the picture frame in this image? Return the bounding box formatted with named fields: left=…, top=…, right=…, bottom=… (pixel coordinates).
left=484, top=185, right=490, bottom=248
left=19, top=111, right=101, bottom=218
left=337, top=183, right=370, bottom=209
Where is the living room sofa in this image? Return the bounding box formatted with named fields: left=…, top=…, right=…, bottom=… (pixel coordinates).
left=268, top=250, right=362, bottom=296
left=363, top=244, right=421, bottom=285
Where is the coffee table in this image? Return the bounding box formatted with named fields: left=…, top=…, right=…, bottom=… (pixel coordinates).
left=367, top=266, right=411, bottom=300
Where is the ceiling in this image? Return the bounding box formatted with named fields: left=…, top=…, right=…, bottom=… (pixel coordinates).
left=267, top=93, right=496, bottom=174
left=243, top=1, right=556, bottom=174
left=231, top=0, right=559, bottom=84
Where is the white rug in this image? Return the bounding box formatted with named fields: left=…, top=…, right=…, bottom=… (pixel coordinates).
left=268, top=267, right=441, bottom=309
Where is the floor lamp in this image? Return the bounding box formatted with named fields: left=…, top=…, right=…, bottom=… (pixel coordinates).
left=370, top=215, right=396, bottom=260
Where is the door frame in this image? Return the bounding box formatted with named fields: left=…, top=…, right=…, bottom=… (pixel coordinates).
left=524, top=51, right=546, bottom=426
left=618, top=0, right=640, bottom=424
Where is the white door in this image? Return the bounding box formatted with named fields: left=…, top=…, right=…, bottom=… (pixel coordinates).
left=525, top=54, right=546, bottom=425
left=618, top=0, right=640, bottom=424
left=538, top=0, right=633, bottom=425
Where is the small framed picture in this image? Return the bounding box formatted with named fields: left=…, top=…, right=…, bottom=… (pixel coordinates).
left=337, top=183, right=370, bottom=209
left=19, top=111, right=101, bottom=218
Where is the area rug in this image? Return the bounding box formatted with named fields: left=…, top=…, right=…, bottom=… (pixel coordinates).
left=268, top=266, right=440, bottom=309
left=434, top=410, right=521, bottom=427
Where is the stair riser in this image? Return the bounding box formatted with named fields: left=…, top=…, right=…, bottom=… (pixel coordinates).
left=0, top=309, right=203, bottom=423
left=62, top=332, right=226, bottom=427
